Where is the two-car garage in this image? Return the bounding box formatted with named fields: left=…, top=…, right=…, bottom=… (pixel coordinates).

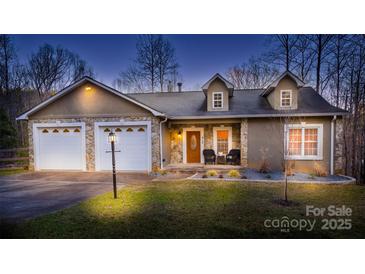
left=33, top=122, right=151, bottom=172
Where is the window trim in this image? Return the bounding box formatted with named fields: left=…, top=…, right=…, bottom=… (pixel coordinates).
left=212, top=91, right=224, bottom=109
left=280, top=90, right=292, bottom=108
left=284, top=123, right=323, bottom=160
left=213, top=126, right=232, bottom=155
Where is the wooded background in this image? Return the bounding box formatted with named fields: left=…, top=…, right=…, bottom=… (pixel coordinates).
left=0, top=34, right=364, bottom=183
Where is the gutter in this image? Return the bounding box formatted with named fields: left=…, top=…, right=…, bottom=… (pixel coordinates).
left=330, top=115, right=337, bottom=175
left=159, top=115, right=168, bottom=169
left=169, top=112, right=347, bottom=120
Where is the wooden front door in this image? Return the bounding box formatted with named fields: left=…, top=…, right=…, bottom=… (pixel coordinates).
left=186, top=131, right=201, bottom=163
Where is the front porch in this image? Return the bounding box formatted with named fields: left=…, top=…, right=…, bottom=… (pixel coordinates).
left=165, top=119, right=248, bottom=168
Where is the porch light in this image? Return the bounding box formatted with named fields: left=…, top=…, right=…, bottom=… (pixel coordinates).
left=85, top=86, right=92, bottom=91
left=178, top=130, right=182, bottom=137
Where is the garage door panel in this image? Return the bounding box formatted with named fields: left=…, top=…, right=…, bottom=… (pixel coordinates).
left=99, top=126, right=148, bottom=171
left=36, top=127, right=83, bottom=170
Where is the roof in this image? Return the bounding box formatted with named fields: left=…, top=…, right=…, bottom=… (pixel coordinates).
left=16, top=77, right=165, bottom=120
left=129, top=87, right=347, bottom=119
left=261, top=70, right=306, bottom=96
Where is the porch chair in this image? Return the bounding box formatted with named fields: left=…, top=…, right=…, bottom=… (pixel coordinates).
left=226, top=149, right=240, bottom=165
left=203, top=149, right=216, bottom=165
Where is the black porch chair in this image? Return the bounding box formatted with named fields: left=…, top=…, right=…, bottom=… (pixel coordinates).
left=226, top=149, right=240, bottom=165
left=203, top=149, right=216, bottom=165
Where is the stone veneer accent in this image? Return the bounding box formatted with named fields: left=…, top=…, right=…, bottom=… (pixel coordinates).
left=169, top=122, right=242, bottom=165
left=240, top=119, right=248, bottom=167
left=334, top=118, right=344, bottom=174
left=27, top=116, right=161, bottom=172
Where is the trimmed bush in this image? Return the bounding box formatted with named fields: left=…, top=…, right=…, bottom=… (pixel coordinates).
left=227, top=169, right=240, bottom=178
left=314, top=162, right=327, bottom=177
left=206, top=170, right=218, bottom=177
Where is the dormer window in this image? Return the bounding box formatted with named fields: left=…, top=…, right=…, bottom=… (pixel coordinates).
left=280, top=90, right=292, bottom=108
left=213, top=92, right=223, bottom=109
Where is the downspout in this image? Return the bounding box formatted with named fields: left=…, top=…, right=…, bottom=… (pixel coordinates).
left=159, top=116, right=168, bottom=169
left=330, top=115, right=337, bottom=175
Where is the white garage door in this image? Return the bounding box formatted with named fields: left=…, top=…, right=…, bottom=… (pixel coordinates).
left=36, top=126, right=84, bottom=170
left=98, top=126, right=148, bottom=171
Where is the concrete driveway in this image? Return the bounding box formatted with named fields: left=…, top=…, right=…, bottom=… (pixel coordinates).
left=0, top=172, right=152, bottom=222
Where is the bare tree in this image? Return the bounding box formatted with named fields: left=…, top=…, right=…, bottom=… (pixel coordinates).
left=27, top=44, right=93, bottom=98
left=292, top=35, right=315, bottom=82
left=226, top=57, right=279, bottom=89
left=310, top=34, right=333, bottom=93
left=0, top=35, right=16, bottom=93
left=116, top=35, right=179, bottom=93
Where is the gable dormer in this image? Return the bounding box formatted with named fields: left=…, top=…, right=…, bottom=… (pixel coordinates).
left=261, top=71, right=305, bottom=110
left=202, top=73, right=234, bottom=112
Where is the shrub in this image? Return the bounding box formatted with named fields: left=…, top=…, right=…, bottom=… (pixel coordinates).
left=241, top=175, right=248, bottom=179
left=152, top=166, right=168, bottom=175
left=218, top=174, right=224, bottom=179
left=202, top=174, right=208, bottom=178
left=206, top=170, right=218, bottom=177
left=259, top=159, right=271, bottom=173
left=227, top=169, right=240, bottom=178
left=159, top=169, right=168, bottom=176
left=314, top=162, right=327, bottom=177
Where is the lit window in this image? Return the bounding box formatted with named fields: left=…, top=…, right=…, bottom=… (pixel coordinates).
left=115, top=128, right=122, bottom=132
left=213, top=92, right=223, bottom=109
left=138, top=128, right=145, bottom=132
left=42, top=129, right=49, bottom=133
left=126, top=128, right=133, bottom=132
left=52, top=129, right=59, bottom=133
left=280, top=90, right=292, bottom=107
left=74, top=128, right=80, bottom=133
left=286, top=125, right=322, bottom=160
left=63, top=129, right=69, bottom=133
left=104, top=128, right=110, bottom=132
left=217, top=130, right=229, bottom=155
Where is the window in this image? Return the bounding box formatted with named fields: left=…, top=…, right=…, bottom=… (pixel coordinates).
left=212, top=92, right=223, bottom=109
left=213, top=127, right=232, bottom=155
left=285, top=124, right=323, bottom=160
left=217, top=130, right=229, bottom=154
left=280, top=90, right=292, bottom=108
left=126, top=128, right=133, bottom=132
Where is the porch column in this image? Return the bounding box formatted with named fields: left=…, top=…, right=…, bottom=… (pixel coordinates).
left=240, top=119, right=248, bottom=167
left=334, top=118, right=344, bottom=174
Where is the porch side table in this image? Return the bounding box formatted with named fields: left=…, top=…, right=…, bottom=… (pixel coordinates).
left=216, top=155, right=226, bottom=165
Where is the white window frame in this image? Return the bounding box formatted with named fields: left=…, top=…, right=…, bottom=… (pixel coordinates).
left=212, top=91, right=224, bottom=109
left=280, top=90, right=292, bottom=108
left=284, top=123, right=323, bottom=160
left=213, top=126, right=232, bottom=155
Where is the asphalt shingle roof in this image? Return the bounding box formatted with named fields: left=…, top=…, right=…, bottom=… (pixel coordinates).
left=128, top=87, right=347, bottom=119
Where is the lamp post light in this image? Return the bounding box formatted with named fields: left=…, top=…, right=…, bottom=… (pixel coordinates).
left=108, top=131, right=117, bottom=199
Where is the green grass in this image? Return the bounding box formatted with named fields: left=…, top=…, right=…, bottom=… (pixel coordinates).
left=0, top=168, right=27, bottom=176
left=6, top=180, right=365, bottom=239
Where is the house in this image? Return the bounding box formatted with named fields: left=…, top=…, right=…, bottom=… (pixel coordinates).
left=16, top=71, right=347, bottom=175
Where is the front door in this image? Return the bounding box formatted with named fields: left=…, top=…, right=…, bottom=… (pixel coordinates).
left=186, top=131, right=201, bottom=163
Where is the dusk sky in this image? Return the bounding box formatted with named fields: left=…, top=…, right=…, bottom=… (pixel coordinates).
left=11, top=34, right=269, bottom=90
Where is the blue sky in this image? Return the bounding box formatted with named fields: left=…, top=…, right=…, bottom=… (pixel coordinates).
left=11, top=34, right=269, bottom=90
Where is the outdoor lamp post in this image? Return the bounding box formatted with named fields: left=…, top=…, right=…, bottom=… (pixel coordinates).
left=108, top=131, right=117, bottom=199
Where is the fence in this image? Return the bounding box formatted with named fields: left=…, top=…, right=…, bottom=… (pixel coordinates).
left=0, top=147, right=29, bottom=169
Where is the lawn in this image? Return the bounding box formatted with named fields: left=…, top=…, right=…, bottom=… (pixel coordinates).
left=6, top=180, right=365, bottom=239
